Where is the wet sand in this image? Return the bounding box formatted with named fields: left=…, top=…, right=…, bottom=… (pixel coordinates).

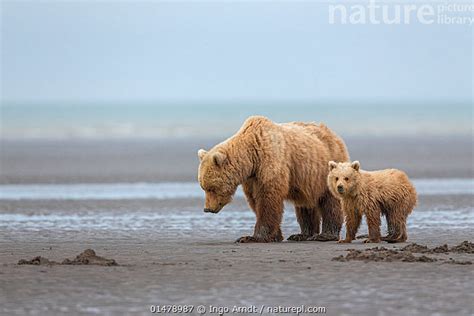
left=0, top=137, right=473, bottom=315
left=1, top=195, right=473, bottom=315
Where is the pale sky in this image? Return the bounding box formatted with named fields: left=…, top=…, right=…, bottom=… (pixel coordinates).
left=1, top=1, right=472, bottom=103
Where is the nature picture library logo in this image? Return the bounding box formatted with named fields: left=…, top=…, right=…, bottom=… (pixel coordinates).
left=328, top=0, right=474, bottom=25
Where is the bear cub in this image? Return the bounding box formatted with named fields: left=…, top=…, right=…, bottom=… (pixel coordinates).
left=327, top=161, right=417, bottom=243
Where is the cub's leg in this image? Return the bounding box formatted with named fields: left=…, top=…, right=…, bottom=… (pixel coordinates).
left=309, top=191, right=343, bottom=241
left=392, top=199, right=413, bottom=243
left=364, top=208, right=381, bottom=243
left=338, top=209, right=362, bottom=243
left=383, top=211, right=408, bottom=243
left=398, top=220, right=408, bottom=243
left=287, top=206, right=321, bottom=241
left=381, top=212, right=396, bottom=241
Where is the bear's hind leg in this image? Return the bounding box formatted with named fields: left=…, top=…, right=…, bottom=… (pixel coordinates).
left=398, top=221, right=408, bottom=243
left=386, top=219, right=408, bottom=243
left=287, top=206, right=321, bottom=241
left=308, top=191, right=343, bottom=241
left=382, top=211, right=408, bottom=243
left=381, top=212, right=396, bottom=241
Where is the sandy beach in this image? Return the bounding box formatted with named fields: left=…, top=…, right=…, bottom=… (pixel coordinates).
left=0, top=137, right=473, bottom=315
left=3, top=0, right=472, bottom=314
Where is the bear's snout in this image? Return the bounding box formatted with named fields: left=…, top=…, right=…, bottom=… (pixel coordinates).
left=204, top=208, right=219, bottom=214
left=337, top=185, right=344, bottom=194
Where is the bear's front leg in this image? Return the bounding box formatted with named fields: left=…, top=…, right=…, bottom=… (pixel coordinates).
left=337, top=210, right=362, bottom=244
left=236, top=194, right=284, bottom=243
left=235, top=228, right=283, bottom=243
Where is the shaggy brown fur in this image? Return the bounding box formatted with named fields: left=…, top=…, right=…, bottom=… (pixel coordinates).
left=197, top=116, right=349, bottom=243
left=327, top=161, right=417, bottom=243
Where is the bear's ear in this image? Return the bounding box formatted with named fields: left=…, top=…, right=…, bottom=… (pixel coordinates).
left=328, top=161, right=338, bottom=171
left=212, top=152, right=227, bottom=166
left=198, top=149, right=207, bottom=161
left=351, top=161, right=360, bottom=171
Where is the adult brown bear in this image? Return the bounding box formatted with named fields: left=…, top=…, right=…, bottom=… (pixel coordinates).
left=197, top=116, right=349, bottom=242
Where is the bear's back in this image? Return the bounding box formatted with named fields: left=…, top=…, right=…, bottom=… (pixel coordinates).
left=283, top=121, right=349, bottom=162
left=362, top=169, right=417, bottom=200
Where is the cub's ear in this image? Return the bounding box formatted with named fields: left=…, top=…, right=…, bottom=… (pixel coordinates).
left=328, top=161, right=338, bottom=171
left=198, top=149, right=207, bottom=161
left=212, top=152, right=227, bottom=166
left=351, top=161, right=360, bottom=171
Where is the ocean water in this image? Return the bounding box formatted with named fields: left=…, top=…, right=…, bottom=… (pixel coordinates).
left=1, top=103, right=471, bottom=139
left=0, top=179, right=472, bottom=200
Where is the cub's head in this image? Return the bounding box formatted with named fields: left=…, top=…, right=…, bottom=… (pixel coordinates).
left=327, top=161, right=361, bottom=197
left=197, top=148, right=237, bottom=214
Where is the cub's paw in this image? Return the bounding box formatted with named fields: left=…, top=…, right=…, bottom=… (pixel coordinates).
left=363, top=238, right=381, bottom=243
left=287, top=234, right=310, bottom=242
left=308, top=233, right=339, bottom=242
left=337, top=239, right=352, bottom=244
left=235, top=236, right=258, bottom=243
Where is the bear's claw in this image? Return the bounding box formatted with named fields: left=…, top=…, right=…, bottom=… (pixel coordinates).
left=235, top=235, right=283, bottom=243
left=235, top=236, right=258, bottom=243
left=287, top=234, right=311, bottom=242
left=307, top=233, right=339, bottom=242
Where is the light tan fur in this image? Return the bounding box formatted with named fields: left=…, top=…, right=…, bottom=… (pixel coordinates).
left=327, top=161, right=417, bottom=243
left=198, top=116, right=349, bottom=242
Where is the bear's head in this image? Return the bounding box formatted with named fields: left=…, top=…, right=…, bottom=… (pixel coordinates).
left=197, top=148, right=237, bottom=214
left=327, top=160, right=361, bottom=197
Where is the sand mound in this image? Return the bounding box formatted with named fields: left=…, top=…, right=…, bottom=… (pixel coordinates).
left=400, top=243, right=430, bottom=253
left=18, top=249, right=118, bottom=266
left=332, top=247, right=437, bottom=263
left=401, top=243, right=450, bottom=253
left=18, top=256, right=57, bottom=265
left=401, top=241, right=473, bottom=254
left=333, top=241, right=472, bottom=264
left=450, top=241, right=474, bottom=254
